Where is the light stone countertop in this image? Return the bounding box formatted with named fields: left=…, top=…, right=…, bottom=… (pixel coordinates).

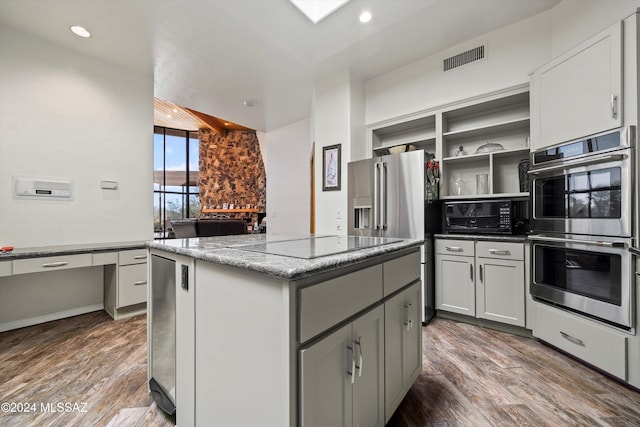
left=147, top=233, right=423, bottom=281
left=0, top=241, right=147, bottom=260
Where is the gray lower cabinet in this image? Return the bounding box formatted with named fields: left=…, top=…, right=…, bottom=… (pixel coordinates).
left=435, top=240, right=475, bottom=316
left=436, top=238, right=526, bottom=327
left=384, top=281, right=422, bottom=423
left=300, top=305, right=384, bottom=427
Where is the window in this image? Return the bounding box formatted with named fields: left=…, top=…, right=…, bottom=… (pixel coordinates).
left=154, top=126, right=200, bottom=238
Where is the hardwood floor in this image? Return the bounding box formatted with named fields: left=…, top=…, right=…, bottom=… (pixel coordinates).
left=389, top=318, right=640, bottom=427
left=0, top=311, right=173, bottom=427
left=1, top=312, right=639, bottom=426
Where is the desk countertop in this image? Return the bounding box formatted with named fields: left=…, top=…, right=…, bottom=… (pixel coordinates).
left=0, top=241, right=147, bottom=261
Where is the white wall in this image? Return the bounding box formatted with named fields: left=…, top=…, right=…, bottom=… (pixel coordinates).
left=0, top=25, right=153, bottom=247
left=365, top=12, right=553, bottom=125
left=264, top=118, right=311, bottom=235
left=550, top=0, right=640, bottom=56
left=312, top=70, right=353, bottom=235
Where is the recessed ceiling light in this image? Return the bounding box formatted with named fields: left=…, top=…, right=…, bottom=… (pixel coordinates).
left=359, top=11, right=372, bottom=23
left=70, top=25, right=91, bottom=38
left=243, top=100, right=256, bottom=107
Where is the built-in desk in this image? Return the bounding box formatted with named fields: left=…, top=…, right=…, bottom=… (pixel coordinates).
left=0, top=241, right=147, bottom=332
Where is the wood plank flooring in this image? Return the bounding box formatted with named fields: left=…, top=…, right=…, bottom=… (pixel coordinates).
left=1, top=311, right=639, bottom=426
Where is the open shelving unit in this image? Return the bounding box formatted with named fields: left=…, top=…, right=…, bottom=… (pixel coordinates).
left=367, top=85, right=531, bottom=200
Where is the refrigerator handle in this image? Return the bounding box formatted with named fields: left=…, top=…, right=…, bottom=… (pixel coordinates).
left=381, top=161, right=388, bottom=230
left=374, top=163, right=380, bottom=229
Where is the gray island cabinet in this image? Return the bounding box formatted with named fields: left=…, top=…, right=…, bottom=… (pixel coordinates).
left=147, top=234, right=423, bottom=427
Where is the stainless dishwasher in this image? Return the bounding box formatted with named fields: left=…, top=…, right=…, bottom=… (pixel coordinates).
left=149, top=254, right=176, bottom=415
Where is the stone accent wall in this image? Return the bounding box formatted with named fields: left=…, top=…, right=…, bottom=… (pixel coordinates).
left=199, top=129, right=266, bottom=221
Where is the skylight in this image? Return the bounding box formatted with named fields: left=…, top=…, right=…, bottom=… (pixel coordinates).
left=288, top=0, right=351, bottom=23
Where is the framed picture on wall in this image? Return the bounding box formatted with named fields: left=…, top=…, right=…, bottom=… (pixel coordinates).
left=322, top=144, right=341, bottom=191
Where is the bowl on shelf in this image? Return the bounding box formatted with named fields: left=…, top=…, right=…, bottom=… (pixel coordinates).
left=389, top=145, right=407, bottom=154
left=475, top=142, right=504, bottom=153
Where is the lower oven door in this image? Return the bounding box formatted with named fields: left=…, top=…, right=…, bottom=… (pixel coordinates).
left=530, top=234, right=633, bottom=330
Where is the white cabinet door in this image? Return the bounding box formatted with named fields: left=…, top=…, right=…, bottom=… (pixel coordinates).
left=352, top=306, right=384, bottom=427
left=435, top=254, right=475, bottom=316
left=531, top=21, right=622, bottom=149
left=300, top=323, right=353, bottom=427
left=476, top=258, right=525, bottom=327
left=384, top=281, right=422, bottom=423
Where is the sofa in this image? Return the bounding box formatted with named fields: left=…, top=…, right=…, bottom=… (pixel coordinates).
left=170, top=218, right=248, bottom=238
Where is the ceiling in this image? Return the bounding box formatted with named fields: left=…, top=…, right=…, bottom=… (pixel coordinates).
left=0, top=0, right=561, bottom=132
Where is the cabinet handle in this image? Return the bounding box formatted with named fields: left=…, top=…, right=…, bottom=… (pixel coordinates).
left=636, top=272, right=640, bottom=277
left=479, top=265, right=483, bottom=282
left=560, top=331, right=585, bottom=347
left=470, top=264, right=473, bottom=281
left=133, top=255, right=146, bottom=260
left=611, top=94, right=618, bottom=119
left=133, top=280, right=147, bottom=286
left=446, top=246, right=463, bottom=252
left=403, top=299, right=413, bottom=331
left=354, top=337, right=363, bottom=377
left=42, top=261, right=68, bottom=268
left=347, top=343, right=356, bottom=384
left=489, top=249, right=511, bottom=256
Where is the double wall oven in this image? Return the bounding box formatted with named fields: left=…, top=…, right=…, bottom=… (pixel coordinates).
left=529, top=126, right=636, bottom=331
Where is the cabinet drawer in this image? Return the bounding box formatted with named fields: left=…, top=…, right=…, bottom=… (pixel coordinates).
left=476, top=241, right=524, bottom=260
left=13, top=254, right=92, bottom=275
left=92, top=251, right=118, bottom=266
left=299, top=264, right=383, bottom=343
left=119, top=249, right=147, bottom=266
left=435, top=239, right=474, bottom=256
left=534, top=303, right=627, bottom=380
left=118, top=263, right=147, bottom=307
left=383, top=251, right=420, bottom=296
left=0, top=261, right=12, bottom=277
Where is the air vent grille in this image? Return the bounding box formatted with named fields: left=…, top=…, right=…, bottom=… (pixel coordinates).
left=443, top=45, right=485, bottom=71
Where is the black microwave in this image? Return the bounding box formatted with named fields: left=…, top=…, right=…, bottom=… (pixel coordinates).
left=443, top=199, right=529, bottom=235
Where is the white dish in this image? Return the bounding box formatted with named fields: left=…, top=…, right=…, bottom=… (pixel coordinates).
left=475, top=142, right=504, bottom=153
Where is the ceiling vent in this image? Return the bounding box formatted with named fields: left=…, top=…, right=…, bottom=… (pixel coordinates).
left=443, top=45, right=486, bottom=71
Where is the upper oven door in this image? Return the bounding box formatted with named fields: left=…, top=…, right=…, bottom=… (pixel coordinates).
left=529, top=150, right=632, bottom=237
left=528, top=126, right=635, bottom=237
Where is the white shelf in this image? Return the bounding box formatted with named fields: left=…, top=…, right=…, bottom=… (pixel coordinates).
left=442, top=117, right=530, bottom=142
left=442, top=147, right=529, bottom=163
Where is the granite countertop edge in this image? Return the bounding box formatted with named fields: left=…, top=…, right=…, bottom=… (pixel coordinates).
left=0, top=241, right=147, bottom=260
left=147, top=236, right=424, bottom=281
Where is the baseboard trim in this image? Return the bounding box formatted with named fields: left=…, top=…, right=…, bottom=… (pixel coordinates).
left=0, top=304, right=104, bottom=332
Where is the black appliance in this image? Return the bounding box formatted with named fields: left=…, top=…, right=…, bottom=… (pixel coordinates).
left=423, top=200, right=442, bottom=325
left=443, top=199, right=529, bottom=235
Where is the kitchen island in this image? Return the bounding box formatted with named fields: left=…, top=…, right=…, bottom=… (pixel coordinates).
left=147, top=233, right=423, bottom=427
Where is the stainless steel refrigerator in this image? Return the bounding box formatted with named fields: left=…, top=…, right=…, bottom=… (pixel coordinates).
left=348, top=150, right=438, bottom=324
left=348, top=150, right=424, bottom=239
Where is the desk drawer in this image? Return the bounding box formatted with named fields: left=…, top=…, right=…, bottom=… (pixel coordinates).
left=299, top=264, right=383, bottom=343
left=0, top=261, right=12, bottom=277
left=534, top=303, right=627, bottom=380
left=119, top=249, right=147, bottom=266
left=118, top=263, right=147, bottom=307
left=13, top=254, right=92, bottom=275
